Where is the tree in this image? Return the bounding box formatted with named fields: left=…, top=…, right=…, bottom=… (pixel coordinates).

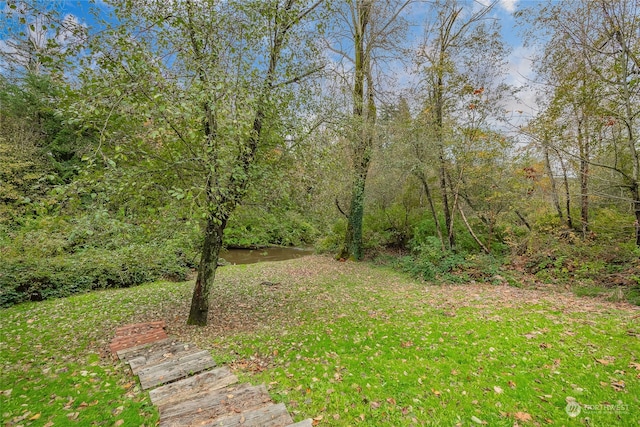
left=0, top=0, right=86, bottom=78
left=327, top=0, right=411, bottom=260
left=76, top=0, right=326, bottom=325
left=526, top=0, right=640, bottom=244
left=414, top=0, right=501, bottom=250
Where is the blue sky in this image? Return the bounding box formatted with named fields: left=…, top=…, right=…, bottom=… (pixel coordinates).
left=2, top=0, right=538, bottom=120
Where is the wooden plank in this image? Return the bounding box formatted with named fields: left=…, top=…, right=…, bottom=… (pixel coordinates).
left=198, top=402, right=294, bottom=427
left=109, top=330, right=169, bottom=353
left=286, top=419, right=313, bottom=427
left=116, top=338, right=178, bottom=361
left=149, top=366, right=238, bottom=407
left=129, top=342, right=199, bottom=374
left=159, top=383, right=273, bottom=427
left=138, top=350, right=216, bottom=390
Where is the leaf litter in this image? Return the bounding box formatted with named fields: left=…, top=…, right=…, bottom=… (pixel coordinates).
left=1, top=255, right=639, bottom=426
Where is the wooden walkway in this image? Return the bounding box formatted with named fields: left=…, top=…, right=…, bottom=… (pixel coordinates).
left=110, top=321, right=311, bottom=427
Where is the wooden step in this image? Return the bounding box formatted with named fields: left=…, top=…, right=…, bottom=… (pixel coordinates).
left=115, top=320, right=166, bottom=336
left=110, top=329, right=169, bottom=353
left=117, top=338, right=180, bottom=361
left=128, top=342, right=200, bottom=374
left=159, top=383, right=273, bottom=427
left=149, top=366, right=239, bottom=407
left=198, top=402, right=294, bottom=427
left=138, top=350, right=216, bottom=390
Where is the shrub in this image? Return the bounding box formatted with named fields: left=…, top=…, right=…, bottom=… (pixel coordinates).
left=0, top=244, right=189, bottom=307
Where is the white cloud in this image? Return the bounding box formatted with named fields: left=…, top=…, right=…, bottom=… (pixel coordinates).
left=500, top=0, right=518, bottom=14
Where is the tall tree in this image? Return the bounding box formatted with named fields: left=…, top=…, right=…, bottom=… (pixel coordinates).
left=328, top=0, right=411, bottom=260
left=527, top=0, right=640, bottom=244
left=77, top=0, right=325, bottom=325
left=414, top=0, right=498, bottom=250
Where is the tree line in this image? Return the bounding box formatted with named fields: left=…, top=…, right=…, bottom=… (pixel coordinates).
left=2, top=0, right=639, bottom=321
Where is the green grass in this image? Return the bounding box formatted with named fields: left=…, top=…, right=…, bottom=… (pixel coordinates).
left=1, top=256, right=639, bottom=426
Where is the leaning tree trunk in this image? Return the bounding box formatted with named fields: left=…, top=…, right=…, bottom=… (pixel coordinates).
left=416, top=171, right=445, bottom=250
left=186, top=0, right=293, bottom=325
left=187, top=209, right=227, bottom=326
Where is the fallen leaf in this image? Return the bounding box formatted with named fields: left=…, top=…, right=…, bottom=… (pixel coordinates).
left=114, top=420, right=124, bottom=427
left=508, top=381, right=516, bottom=388
left=44, top=422, right=54, bottom=427
left=629, top=362, right=640, bottom=371
left=370, top=401, right=380, bottom=409
left=29, top=413, right=41, bottom=421
left=596, top=357, right=615, bottom=366
left=471, top=415, right=487, bottom=424
left=611, top=380, right=625, bottom=391
left=493, top=386, right=503, bottom=394
left=514, top=412, right=533, bottom=422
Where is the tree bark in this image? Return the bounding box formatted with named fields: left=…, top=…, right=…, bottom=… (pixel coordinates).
left=558, top=153, right=573, bottom=229
left=415, top=171, right=445, bottom=250
left=457, top=203, right=490, bottom=254
left=340, top=0, right=375, bottom=261
left=543, top=140, right=563, bottom=221
left=187, top=0, right=302, bottom=324
left=187, top=210, right=227, bottom=325
left=578, top=119, right=589, bottom=237
left=435, top=74, right=455, bottom=251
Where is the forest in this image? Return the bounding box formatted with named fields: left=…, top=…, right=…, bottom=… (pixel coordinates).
left=1, top=0, right=640, bottom=315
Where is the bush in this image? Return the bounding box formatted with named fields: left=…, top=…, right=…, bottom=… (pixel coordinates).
left=0, top=209, right=200, bottom=307
left=0, top=244, right=189, bottom=307
left=225, top=206, right=318, bottom=248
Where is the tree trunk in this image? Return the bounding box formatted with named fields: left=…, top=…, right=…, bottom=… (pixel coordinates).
left=435, top=74, right=454, bottom=250
left=457, top=203, right=489, bottom=254
left=558, top=154, right=573, bottom=228
left=543, top=140, right=563, bottom=221
left=187, top=212, right=227, bottom=326
left=341, top=171, right=367, bottom=260
left=340, top=0, right=374, bottom=261
left=577, top=118, right=589, bottom=237
left=415, top=171, right=445, bottom=250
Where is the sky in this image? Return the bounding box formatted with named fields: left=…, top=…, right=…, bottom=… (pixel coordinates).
left=1, top=0, right=540, bottom=123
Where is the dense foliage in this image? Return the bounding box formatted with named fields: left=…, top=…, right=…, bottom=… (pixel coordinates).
left=1, top=0, right=640, bottom=307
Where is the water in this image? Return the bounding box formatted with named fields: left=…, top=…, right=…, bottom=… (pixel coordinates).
left=220, top=247, right=314, bottom=265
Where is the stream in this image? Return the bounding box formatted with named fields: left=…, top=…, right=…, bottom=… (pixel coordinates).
left=220, top=247, right=314, bottom=265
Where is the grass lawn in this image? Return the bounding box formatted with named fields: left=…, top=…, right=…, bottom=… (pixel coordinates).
left=1, top=255, right=639, bottom=426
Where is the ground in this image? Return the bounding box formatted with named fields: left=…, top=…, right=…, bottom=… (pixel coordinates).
left=1, top=255, right=639, bottom=426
